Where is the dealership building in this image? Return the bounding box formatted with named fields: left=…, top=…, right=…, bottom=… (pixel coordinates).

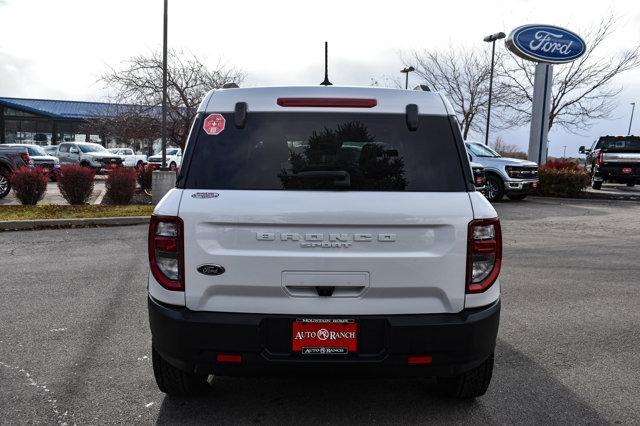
left=0, top=97, right=158, bottom=147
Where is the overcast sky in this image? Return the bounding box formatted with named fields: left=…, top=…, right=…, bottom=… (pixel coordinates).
left=1, top=0, right=639, bottom=156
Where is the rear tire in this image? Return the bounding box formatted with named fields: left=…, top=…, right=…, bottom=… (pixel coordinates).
left=507, top=194, right=527, bottom=201
left=485, top=175, right=504, bottom=202
left=591, top=169, right=602, bottom=190
left=438, top=353, right=494, bottom=398
left=0, top=169, right=11, bottom=199
left=152, top=347, right=209, bottom=396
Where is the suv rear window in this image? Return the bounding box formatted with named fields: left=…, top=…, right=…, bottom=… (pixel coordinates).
left=182, top=112, right=467, bottom=191
left=599, top=137, right=640, bottom=151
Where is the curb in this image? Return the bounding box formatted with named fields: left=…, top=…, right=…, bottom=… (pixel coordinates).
left=0, top=216, right=150, bottom=232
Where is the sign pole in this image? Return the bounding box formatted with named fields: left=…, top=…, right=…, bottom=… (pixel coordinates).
left=528, top=63, right=553, bottom=165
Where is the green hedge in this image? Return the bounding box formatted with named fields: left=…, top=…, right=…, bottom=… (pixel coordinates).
left=536, top=168, right=590, bottom=198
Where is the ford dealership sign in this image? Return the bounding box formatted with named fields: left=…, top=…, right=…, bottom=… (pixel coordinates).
left=506, top=24, right=586, bottom=64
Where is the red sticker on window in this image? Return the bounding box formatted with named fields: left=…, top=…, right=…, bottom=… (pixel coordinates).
left=203, top=113, right=226, bottom=135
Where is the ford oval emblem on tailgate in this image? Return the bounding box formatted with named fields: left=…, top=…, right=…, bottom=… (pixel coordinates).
left=197, top=264, right=225, bottom=276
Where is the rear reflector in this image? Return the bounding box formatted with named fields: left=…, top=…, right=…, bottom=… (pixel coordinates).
left=407, top=355, right=433, bottom=365
left=277, top=98, right=377, bottom=108
left=216, top=354, right=242, bottom=363
left=622, top=167, right=633, bottom=174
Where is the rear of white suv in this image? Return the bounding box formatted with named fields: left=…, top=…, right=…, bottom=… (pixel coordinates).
left=148, top=86, right=501, bottom=398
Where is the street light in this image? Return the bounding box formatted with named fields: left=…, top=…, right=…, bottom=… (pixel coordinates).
left=400, top=66, right=415, bottom=90
left=483, top=31, right=506, bottom=145
left=629, top=102, right=636, bottom=135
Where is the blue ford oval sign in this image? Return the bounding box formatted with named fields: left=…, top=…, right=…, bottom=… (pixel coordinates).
left=506, top=24, right=586, bottom=64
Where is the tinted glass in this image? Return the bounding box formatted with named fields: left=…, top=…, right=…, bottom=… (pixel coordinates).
left=466, top=143, right=499, bottom=158
left=58, top=144, right=69, bottom=153
left=601, top=138, right=640, bottom=151
left=27, top=146, right=46, bottom=156
left=184, top=113, right=466, bottom=192
left=79, top=144, right=107, bottom=153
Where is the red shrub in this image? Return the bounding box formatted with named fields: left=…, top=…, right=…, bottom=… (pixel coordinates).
left=136, top=165, right=153, bottom=191
left=57, top=165, right=96, bottom=205
left=542, top=159, right=581, bottom=171
left=106, top=167, right=137, bottom=204
left=11, top=167, right=49, bottom=205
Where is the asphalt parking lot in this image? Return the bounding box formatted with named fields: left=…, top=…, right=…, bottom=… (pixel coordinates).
left=1, top=197, right=639, bottom=424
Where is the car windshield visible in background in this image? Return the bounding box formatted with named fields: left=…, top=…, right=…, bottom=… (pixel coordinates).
left=466, top=142, right=500, bottom=158
left=79, top=144, right=107, bottom=153
left=26, top=146, right=47, bottom=156
left=182, top=112, right=468, bottom=192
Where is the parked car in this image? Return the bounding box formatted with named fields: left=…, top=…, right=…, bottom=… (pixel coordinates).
left=108, top=148, right=147, bottom=168
left=465, top=141, right=538, bottom=202
left=33, top=133, right=48, bottom=143
left=148, top=86, right=501, bottom=398
left=4, top=144, right=60, bottom=181
left=147, top=148, right=182, bottom=171
left=56, top=142, right=123, bottom=173
left=0, top=145, right=32, bottom=198
left=580, top=135, right=640, bottom=189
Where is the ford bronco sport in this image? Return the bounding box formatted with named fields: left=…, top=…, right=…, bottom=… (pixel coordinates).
left=148, top=86, right=502, bottom=398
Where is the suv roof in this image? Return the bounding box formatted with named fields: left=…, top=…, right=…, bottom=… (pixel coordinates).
left=199, top=86, right=455, bottom=115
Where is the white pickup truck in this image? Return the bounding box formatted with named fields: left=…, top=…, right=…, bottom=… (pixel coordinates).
left=108, top=148, right=147, bottom=168
left=148, top=86, right=502, bottom=399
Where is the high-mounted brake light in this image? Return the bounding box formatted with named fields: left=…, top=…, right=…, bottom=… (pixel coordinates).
left=466, top=218, right=502, bottom=293
left=149, top=215, right=184, bottom=291
left=276, top=98, right=377, bottom=108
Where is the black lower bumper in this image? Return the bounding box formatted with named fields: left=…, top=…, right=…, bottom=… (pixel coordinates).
left=504, top=180, right=538, bottom=195
left=148, top=297, right=500, bottom=378
left=595, top=165, right=640, bottom=183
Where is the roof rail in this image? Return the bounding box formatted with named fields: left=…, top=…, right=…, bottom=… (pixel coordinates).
left=413, top=84, right=431, bottom=92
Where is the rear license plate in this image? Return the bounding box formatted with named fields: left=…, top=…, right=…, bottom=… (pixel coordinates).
left=622, top=167, right=633, bottom=174
left=292, top=319, right=357, bottom=355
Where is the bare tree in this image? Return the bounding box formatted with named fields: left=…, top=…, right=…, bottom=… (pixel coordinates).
left=407, top=47, right=507, bottom=140
left=101, top=49, right=246, bottom=148
left=491, top=136, right=527, bottom=159
left=498, top=17, right=640, bottom=132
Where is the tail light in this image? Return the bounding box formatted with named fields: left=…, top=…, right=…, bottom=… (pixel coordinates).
left=466, top=218, right=502, bottom=293
left=20, top=152, right=33, bottom=166
left=149, top=215, right=184, bottom=291
left=277, top=98, right=377, bottom=108
left=595, top=150, right=604, bottom=166
left=474, top=175, right=486, bottom=186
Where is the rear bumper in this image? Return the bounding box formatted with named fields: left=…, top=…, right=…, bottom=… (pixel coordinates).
left=595, top=165, right=640, bottom=182
left=148, top=297, right=500, bottom=377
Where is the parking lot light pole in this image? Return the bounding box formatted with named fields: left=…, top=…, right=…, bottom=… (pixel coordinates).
left=629, top=102, right=636, bottom=135
left=161, top=0, right=168, bottom=170
left=400, top=66, right=415, bottom=89
left=483, top=32, right=505, bottom=145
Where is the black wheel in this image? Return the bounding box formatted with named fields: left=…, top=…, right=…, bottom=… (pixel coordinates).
left=627, top=182, right=635, bottom=187
left=169, top=162, right=177, bottom=171
left=591, top=171, right=602, bottom=190
left=0, top=169, right=10, bottom=199
left=438, top=353, right=494, bottom=398
left=152, top=347, right=208, bottom=396
left=80, top=161, right=91, bottom=168
left=507, top=194, right=527, bottom=201
left=485, top=175, right=504, bottom=202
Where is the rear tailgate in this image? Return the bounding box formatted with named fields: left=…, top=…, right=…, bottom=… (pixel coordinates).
left=180, top=191, right=472, bottom=315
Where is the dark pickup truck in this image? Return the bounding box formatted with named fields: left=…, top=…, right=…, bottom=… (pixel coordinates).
left=580, top=136, right=640, bottom=190
left=0, top=145, right=33, bottom=198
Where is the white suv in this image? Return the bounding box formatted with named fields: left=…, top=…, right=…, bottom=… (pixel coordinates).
left=148, top=86, right=502, bottom=398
